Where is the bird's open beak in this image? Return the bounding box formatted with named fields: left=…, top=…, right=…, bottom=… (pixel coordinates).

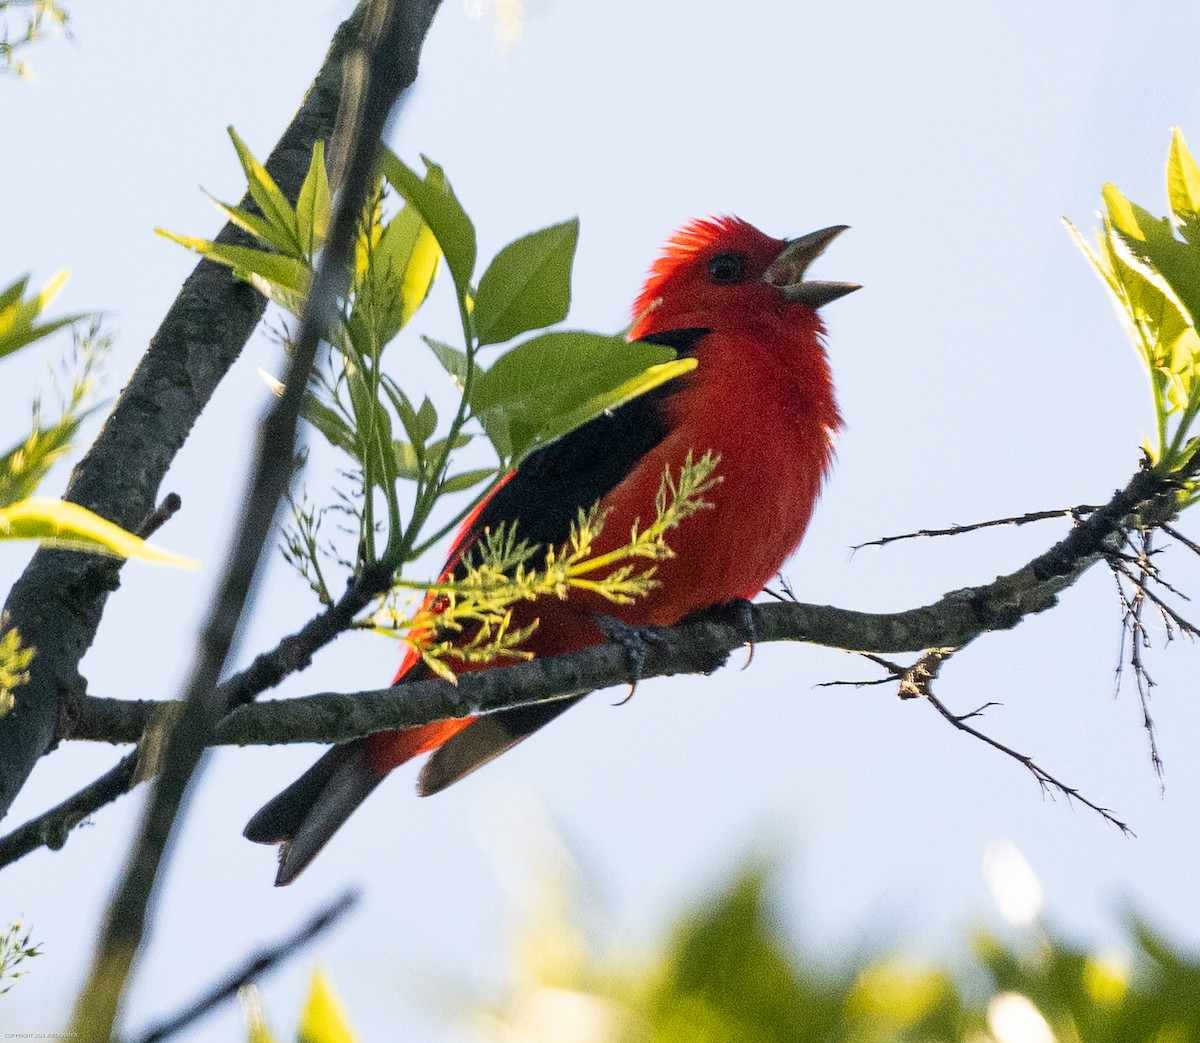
left=763, top=226, right=860, bottom=308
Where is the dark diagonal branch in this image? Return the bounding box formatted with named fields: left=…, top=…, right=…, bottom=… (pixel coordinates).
left=68, top=2, right=444, bottom=1038
left=129, top=890, right=359, bottom=1043
left=0, top=1, right=376, bottom=820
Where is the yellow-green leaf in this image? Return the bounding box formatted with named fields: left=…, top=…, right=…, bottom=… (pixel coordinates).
left=156, top=230, right=312, bottom=298
left=296, top=140, right=331, bottom=259
left=0, top=498, right=198, bottom=568
left=227, top=127, right=303, bottom=258
left=1169, top=128, right=1200, bottom=221
left=0, top=270, right=83, bottom=361
left=297, top=970, right=357, bottom=1043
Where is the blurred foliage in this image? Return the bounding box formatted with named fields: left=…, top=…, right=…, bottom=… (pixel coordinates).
left=242, top=969, right=357, bottom=1043
left=244, top=844, right=1200, bottom=1043
left=1069, top=127, right=1200, bottom=509
left=0, top=918, right=41, bottom=997
left=161, top=134, right=701, bottom=673
left=0, top=0, right=69, bottom=79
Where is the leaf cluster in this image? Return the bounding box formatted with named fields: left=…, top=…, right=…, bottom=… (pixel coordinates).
left=0, top=0, right=70, bottom=79
left=0, top=918, right=41, bottom=997
left=376, top=451, right=720, bottom=681
left=0, top=293, right=196, bottom=568
left=161, top=134, right=699, bottom=669
left=1070, top=128, right=1200, bottom=507
left=0, top=281, right=194, bottom=721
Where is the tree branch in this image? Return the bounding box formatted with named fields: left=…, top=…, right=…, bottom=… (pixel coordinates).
left=0, top=0, right=375, bottom=820
left=129, top=890, right=359, bottom=1043
left=0, top=455, right=1177, bottom=875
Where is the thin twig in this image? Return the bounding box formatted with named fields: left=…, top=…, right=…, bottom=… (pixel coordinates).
left=1109, top=533, right=1167, bottom=785
left=850, top=504, right=1103, bottom=553
left=1111, top=560, right=1200, bottom=637
left=921, top=682, right=1133, bottom=835
left=851, top=648, right=1131, bottom=833
left=129, top=890, right=359, bottom=1043
left=1161, top=522, right=1200, bottom=558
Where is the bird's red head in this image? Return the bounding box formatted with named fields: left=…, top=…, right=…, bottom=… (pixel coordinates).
left=629, top=216, right=858, bottom=341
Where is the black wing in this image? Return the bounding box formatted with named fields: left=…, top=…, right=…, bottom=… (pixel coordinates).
left=419, top=328, right=709, bottom=795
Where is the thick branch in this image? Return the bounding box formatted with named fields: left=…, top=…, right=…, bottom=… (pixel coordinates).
left=0, top=455, right=1174, bottom=873
left=0, top=2, right=373, bottom=819
left=73, top=462, right=1182, bottom=748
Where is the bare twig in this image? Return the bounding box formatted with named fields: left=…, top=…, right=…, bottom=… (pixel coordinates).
left=1161, top=522, right=1200, bottom=558
left=921, top=681, right=1132, bottom=834
left=134, top=494, right=183, bottom=540
left=843, top=648, right=1130, bottom=833
left=129, top=890, right=359, bottom=1043
left=1109, top=532, right=1168, bottom=785
left=851, top=504, right=1103, bottom=553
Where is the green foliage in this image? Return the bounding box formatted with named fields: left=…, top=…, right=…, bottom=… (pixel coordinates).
left=161, top=134, right=700, bottom=670
left=0, top=919, right=41, bottom=997
left=456, top=841, right=1200, bottom=1043
left=1069, top=127, right=1200, bottom=507
left=0, top=317, right=98, bottom=507
left=0, top=0, right=70, bottom=79
left=0, top=269, right=81, bottom=360
left=0, top=285, right=194, bottom=722
left=0, top=312, right=197, bottom=567
left=377, top=452, right=719, bottom=680
left=246, top=833, right=1200, bottom=1042
left=0, top=616, right=35, bottom=720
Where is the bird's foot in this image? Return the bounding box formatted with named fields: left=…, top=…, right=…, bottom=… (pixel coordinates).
left=590, top=612, right=668, bottom=704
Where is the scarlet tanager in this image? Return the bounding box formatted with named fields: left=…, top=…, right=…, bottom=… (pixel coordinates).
left=245, top=216, right=857, bottom=885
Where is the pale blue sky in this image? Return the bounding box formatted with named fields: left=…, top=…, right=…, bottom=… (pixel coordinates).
left=6, top=2, right=1200, bottom=1040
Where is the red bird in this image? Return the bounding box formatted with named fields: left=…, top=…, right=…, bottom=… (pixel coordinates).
left=245, top=216, right=857, bottom=884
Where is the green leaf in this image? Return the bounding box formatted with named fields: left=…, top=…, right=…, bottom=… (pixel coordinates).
left=0, top=271, right=83, bottom=361
left=440, top=468, right=496, bottom=494
left=473, top=218, right=578, bottom=346
left=155, top=230, right=312, bottom=299
left=296, top=140, right=331, bottom=258
left=0, top=498, right=197, bottom=567
left=472, top=331, right=694, bottom=463
left=423, top=337, right=469, bottom=390
left=414, top=396, right=438, bottom=445
left=302, top=396, right=357, bottom=456
left=379, top=150, right=476, bottom=295
left=203, top=194, right=299, bottom=259
left=355, top=203, right=441, bottom=345
left=1168, top=127, right=1200, bottom=244
left=392, top=440, right=421, bottom=481
left=227, top=127, right=303, bottom=258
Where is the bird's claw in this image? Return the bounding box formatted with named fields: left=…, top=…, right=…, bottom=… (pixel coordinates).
left=590, top=612, right=667, bottom=704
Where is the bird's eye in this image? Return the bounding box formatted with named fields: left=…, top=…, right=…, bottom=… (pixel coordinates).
left=707, top=252, right=747, bottom=285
